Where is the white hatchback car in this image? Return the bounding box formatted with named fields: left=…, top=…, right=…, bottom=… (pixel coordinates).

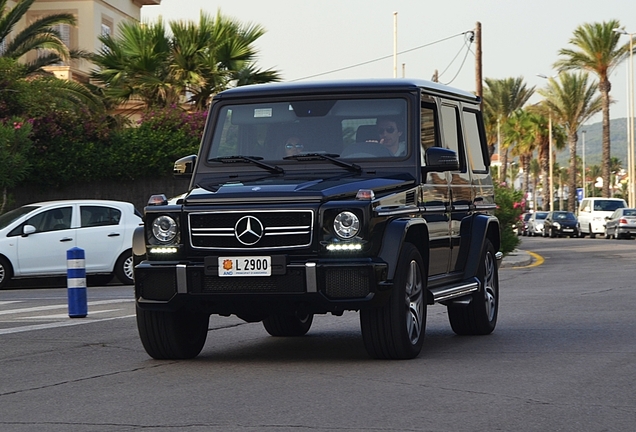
left=0, top=200, right=142, bottom=288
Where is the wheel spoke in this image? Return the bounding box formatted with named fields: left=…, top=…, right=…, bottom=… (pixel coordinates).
left=483, top=252, right=496, bottom=321
left=405, top=260, right=424, bottom=344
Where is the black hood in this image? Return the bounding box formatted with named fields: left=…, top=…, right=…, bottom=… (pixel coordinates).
left=184, top=173, right=415, bottom=204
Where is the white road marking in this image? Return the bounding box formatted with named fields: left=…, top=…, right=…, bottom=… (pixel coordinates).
left=17, top=309, right=123, bottom=320
left=0, top=301, right=22, bottom=306
left=0, top=315, right=136, bottom=335
left=0, top=298, right=132, bottom=316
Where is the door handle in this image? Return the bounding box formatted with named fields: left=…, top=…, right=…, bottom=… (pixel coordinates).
left=60, top=237, right=73, bottom=242
left=107, top=233, right=121, bottom=237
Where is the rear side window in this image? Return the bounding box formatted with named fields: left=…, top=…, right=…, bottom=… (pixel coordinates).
left=80, top=206, right=121, bottom=227
left=440, top=104, right=465, bottom=171
left=463, top=110, right=488, bottom=172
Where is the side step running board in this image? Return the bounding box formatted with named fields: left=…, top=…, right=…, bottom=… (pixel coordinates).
left=430, top=279, right=480, bottom=303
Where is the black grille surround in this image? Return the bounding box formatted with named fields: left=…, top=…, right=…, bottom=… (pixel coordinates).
left=188, top=210, right=314, bottom=250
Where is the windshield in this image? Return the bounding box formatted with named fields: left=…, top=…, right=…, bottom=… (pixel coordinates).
left=535, top=212, right=548, bottom=220
left=0, top=206, right=39, bottom=230
left=554, top=212, right=576, bottom=220
left=208, top=98, right=408, bottom=163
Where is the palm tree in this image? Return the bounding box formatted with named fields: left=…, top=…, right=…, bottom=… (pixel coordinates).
left=482, top=77, right=535, bottom=181
left=90, top=19, right=176, bottom=110
left=507, top=109, right=536, bottom=204
left=0, top=0, right=79, bottom=74
left=608, top=156, right=622, bottom=196
left=539, top=72, right=602, bottom=212
left=91, top=11, right=282, bottom=111
left=529, top=158, right=541, bottom=210
left=554, top=20, right=629, bottom=198
left=525, top=106, right=567, bottom=210
left=588, top=164, right=602, bottom=196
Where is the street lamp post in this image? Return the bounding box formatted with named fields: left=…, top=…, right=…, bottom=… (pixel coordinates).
left=538, top=73, right=555, bottom=211
left=582, top=130, right=586, bottom=199
left=614, top=28, right=635, bottom=206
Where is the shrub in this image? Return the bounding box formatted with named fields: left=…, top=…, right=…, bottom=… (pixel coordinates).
left=494, top=183, right=523, bottom=255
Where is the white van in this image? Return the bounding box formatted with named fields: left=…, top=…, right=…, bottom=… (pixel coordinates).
left=578, top=197, right=627, bottom=238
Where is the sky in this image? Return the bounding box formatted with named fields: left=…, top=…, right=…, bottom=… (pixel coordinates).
left=141, top=0, right=636, bottom=125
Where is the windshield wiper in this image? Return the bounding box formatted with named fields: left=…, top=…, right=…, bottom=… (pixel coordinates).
left=209, top=155, right=284, bottom=174
left=283, top=153, right=361, bottom=173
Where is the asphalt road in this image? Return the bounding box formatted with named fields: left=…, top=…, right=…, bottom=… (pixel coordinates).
left=1, top=235, right=635, bottom=431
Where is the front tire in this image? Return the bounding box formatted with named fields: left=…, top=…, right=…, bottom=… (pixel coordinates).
left=263, top=312, right=313, bottom=336
left=136, top=306, right=209, bottom=359
left=448, top=239, right=499, bottom=335
left=360, top=242, right=426, bottom=359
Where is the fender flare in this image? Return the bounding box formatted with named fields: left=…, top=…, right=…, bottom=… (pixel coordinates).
left=462, top=214, right=500, bottom=279
left=378, top=218, right=429, bottom=281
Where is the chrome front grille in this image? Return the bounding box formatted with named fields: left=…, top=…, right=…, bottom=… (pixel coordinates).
left=189, top=210, right=313, bottom=250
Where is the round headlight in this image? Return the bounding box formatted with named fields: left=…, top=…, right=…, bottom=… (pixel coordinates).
left=152, top=215, right=177, bottom=242
left=333, top=211, right=360, bottom=239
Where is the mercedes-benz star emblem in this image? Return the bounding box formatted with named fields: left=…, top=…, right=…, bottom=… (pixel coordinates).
left=235, top=215, right=264, bottom=245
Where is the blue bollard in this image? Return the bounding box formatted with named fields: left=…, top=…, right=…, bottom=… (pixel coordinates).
left=67, top=247, right=87, bottom=318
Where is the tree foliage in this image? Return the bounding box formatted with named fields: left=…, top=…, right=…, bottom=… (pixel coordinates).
left=91, top=10, right=282, bottom=111
left=554, top=20, right=628, bottom=198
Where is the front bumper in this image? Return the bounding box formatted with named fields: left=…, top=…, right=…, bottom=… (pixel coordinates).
left=134, top=258, right=390, bottom=315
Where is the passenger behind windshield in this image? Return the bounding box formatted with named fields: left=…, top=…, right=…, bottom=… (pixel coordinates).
left=377, top=117, right=406, bottom=156
left=284, top=135, right=304, bottom=156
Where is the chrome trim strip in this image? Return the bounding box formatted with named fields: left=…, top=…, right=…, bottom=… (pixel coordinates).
left=430, top=281, right=479, bottom=303
left=305, top=262, right=317, bottom=292
left=422, top=205, right=447, bottom=212
left=375, top=205, right=419, bottom=217
left=176, top=264, right=188, bottom=294
left=453, top=205, right=470, bottom=211
left=475, top=204, right=497, bottom=211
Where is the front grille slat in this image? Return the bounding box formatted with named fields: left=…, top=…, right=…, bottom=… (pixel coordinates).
left=189, top=210, right=313, bottom=250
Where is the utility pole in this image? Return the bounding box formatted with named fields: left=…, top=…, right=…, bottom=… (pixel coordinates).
left=475, top=21, right=482, bottom=98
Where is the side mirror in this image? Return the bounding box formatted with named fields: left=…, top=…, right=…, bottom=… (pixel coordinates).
left=174, top=155, right=197, bottom=178
left=22, top=225, right=36, bottom=236
left=423, top=147, right=460, bottom=172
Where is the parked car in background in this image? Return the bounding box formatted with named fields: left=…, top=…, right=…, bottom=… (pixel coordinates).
left=0, top=200, right=142, bottom=289
left=543, top=211, right=579, bottom=238
left=517, top=212, right=532, bottom=236
left=527, top=211, right=548, bottom=236
left=604, top=208, right=636, bottom=239
left=578, top=197, right=627, bottom=238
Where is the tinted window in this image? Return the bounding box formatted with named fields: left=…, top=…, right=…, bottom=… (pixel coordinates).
left=209, top=98, right=408, bottom=161
left=462, top=110, right=487, bottom=172
left=24, top=207, right=72, bottom=233
left=623, top=209, right=636, bottom=216
left=0, top=206, right=39, bottom=230
left=593, top=200, right=626, bottom=211
left=441, top=104, right=465, bottom=171
left=80, top=206, right=121, bottom=227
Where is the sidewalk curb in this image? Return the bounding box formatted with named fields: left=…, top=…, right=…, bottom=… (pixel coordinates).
left=500, top=249, right=534, bottom=268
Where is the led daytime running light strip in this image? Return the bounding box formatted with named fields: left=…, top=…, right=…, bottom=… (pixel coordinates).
left=150, top=247, right=178, bottom=254
left=326, top=243, right=362, bottom=251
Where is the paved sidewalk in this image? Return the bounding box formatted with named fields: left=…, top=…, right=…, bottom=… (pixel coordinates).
left=500, top=249, right=534, bottom=268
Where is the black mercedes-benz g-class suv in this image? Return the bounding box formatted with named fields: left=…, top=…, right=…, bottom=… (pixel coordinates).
left=133, top=78, right=501, bottom=360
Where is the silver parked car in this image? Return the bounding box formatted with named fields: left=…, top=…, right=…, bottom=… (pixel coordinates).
left=0, top=200, right=142, bottom=288
left=604, top=208, right=636, bottom=239
left=527, top=211, right=548, bottom=237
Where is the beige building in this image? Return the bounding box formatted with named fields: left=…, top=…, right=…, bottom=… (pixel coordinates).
left=6, top=0, right=161, bottom=83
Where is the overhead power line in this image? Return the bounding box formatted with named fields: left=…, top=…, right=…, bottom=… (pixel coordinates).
left=290, top=30, right=474, bottom=82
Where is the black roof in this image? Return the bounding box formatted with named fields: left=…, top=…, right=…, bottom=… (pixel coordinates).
left=214, top=78, right=480, bottom=104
